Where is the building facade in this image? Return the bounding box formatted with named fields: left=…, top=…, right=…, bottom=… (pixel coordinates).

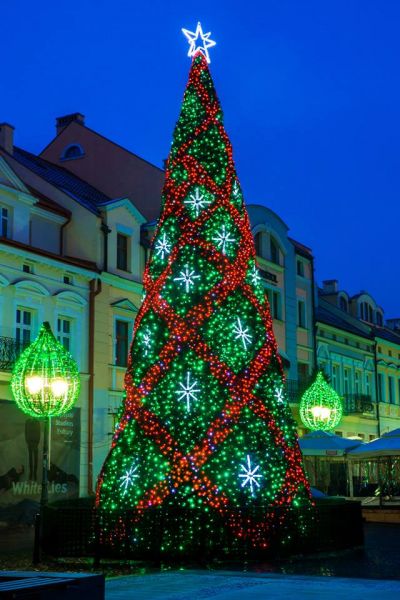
left=316, top=280, right=400, bottom=439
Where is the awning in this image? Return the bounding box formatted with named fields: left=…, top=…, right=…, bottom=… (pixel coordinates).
left=299, top=430, right=362, bottom=457
left=348, top=428, right=400, bottom=459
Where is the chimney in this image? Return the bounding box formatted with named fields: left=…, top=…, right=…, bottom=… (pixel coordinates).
left=56, top=113, right=85, bottom=135
left=322, top=279, right=338, bottom=294
left=0, top=123, right=15, bottom=154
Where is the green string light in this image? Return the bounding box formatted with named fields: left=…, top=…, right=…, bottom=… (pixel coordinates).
left=10, top=321, right=80, bottom=418
left=299, top=371, right=343, bottom=431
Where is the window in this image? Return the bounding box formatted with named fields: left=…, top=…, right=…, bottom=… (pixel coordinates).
left=376, top=312, right=383, bottom=326
left=115, top=320, right=129, bottom=367
left=267, top=290, right=282, bottom=320
left=388, top=376, right=395, bottom=404
left=254, top=232, right=263, bottom=257
left=57, top=317, right=72, bottom=352
left=378, top=373, right=385, bottom=402
left=365, top=373, right=371, bottom=397
left=297, top=362, right=309, bottom=382
left=1, top=206, right=10, bottom=238
left=343, top=367, right=350, bottom=396
left=62, top=144, right=84, bottom=160
left=270, top=237, right=280, bottom=265
left=296, top=260, right=304, bottom=277
left=339, top=296, right=348, bottom=312
left=16, top=308, right=33, bottom=347
left=63, top=274, right=73, bottom=285
left=332, top=365, right=340, bottom=393
left=117, top=233, right=129, bottom=271
left=360, top=302, right=373, bottom=323
left=297, top=300, right=306, bottom=328
left=355, top=370, right=361, bottom=394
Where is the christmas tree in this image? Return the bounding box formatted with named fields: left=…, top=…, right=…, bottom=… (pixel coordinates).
left=96, top=27, right=312, bottom=557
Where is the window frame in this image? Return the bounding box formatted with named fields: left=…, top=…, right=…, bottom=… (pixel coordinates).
left=116, top=232, right=130, bottom=272
left=114, top=318, right=131, bottom=368
left=297, top=299, right=306, bottom=328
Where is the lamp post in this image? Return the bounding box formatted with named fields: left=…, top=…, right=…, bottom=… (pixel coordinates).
left=10, top=321, right=80, bottom=563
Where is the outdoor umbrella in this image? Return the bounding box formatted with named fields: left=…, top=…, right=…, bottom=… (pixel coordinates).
left=299, top=430, right=362, bottom=457
left=347, top=428, right=400, bottom=459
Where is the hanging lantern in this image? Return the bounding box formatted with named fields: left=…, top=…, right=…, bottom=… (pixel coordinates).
left=299, top=371, right=343, bottom=431
left=11, top=321, right=80, bottom=418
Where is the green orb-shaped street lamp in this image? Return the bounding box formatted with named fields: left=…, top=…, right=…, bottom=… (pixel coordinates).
left=11, top=321, right=80, bottom=418
left=299, top=371, right=343, bottom=431
left=10, top=321, right=80, bottom=563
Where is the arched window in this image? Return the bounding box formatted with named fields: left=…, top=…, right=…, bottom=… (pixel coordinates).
left=376, top=312, right=383, bottom=326
left=339, top=296, right=348, bottom=312
left=61, top=144, right=84, bottom=160
left=254, top=232, right=263, bottom=257
left=270, top=237, right=280, bottom=265
left=360, top=301, right=374, bottom=323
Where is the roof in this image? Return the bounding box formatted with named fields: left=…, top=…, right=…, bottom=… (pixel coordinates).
left=0, top=236, right=99, bottom=273
left=289, top=237, right=313, bottom=259
left=12, top=147, right=110, bottom=214
left=373, top=325, right=400, bottom=346
left=316, top=299, right=373, bottom=340
left=299, top=430, right=362, bottom=456
left=26, top=185, right=71, bottom=218
left=348, top=428, right=400, bottom=458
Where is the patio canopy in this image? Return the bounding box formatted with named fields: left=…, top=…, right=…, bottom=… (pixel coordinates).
left=299, top=430, right=362, bottom=457
left=347, top=428, right=400, bottom=459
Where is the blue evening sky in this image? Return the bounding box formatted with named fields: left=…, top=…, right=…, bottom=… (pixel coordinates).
left=2, top=1, right=400, bottom=316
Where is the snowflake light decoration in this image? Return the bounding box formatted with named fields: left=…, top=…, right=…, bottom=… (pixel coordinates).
left=250, top=264, right=261, bottom=286
left=119, top=461, right=139, bottom=495
left=174, top=264, right=200, bottom=293
left=155, top=233, right=171, bottom=260
left=184, top=187, right=213, bottom=217
left=274, top=387, right=284, bottom=404
left=233, top=317, right=252, bottom=350
left=239, top=455, right=262, bottom=496
left=142, top=329, right=152, bottom=356
left=181, top=22, right=216, bottom=64
left=175, top=371, right=200, bottom=412
left=212, top=224, right=236, bottom=255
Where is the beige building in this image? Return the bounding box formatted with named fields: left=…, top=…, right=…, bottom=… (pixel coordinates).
left=0, top=122, right=155, bottom=496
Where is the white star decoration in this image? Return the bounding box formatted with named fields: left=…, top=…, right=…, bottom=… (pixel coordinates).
left=119, top=461, right=139, bottom=495
left=174, top=264, right=200, bottom=293
left=250, top=264, right=261, bottom=286
left=155, top=233, right=171, bottom=260
left=175, top=371, right=200, bottom=412
left=233, top=317, right=252, bottom=350
left=184, top=187, right=213, bottom=217
left=181, top=22, right=216, bottom=64
left=239, top=455, right=262, bottom=496
left=213, top=224, right=236, bottom=255
left=142, top=329, right=151, bottom=356
left=274, top=387, right=284, bottom=404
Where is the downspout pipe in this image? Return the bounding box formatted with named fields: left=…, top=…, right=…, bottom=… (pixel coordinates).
left=373, top=339, right=381, bottom=437
left=310, top=254, right=318, bottom=373
left=88, top=278, right=102, bottom=495
left=101, top=221, right=111, bottom=272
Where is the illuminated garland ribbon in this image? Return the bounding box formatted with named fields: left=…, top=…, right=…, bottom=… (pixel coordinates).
left=96, top=52, right=312, bottom=548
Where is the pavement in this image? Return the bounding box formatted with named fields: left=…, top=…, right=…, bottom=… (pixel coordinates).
left=106, top=570, right=400, bottom=599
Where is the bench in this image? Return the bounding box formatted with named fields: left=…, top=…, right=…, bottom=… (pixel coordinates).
left=0, top=571, right=104, bottom=599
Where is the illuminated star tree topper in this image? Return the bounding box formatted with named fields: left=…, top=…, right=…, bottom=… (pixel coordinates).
left=182, top=21, right=216, bottom=63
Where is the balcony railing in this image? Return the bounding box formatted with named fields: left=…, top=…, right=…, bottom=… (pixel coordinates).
left=0, top=336, right=28, bottom=371
left=343, top=394, right=375, bottom=415
left=285, top=379, right=311, bottom=404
